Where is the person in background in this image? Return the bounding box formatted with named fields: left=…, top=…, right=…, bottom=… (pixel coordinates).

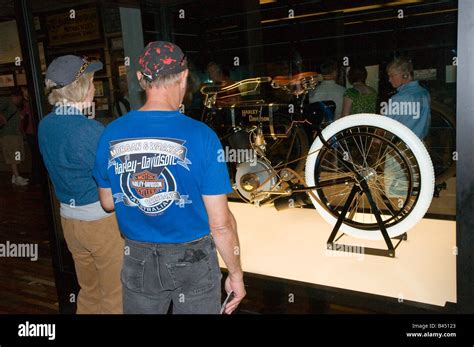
left=207, top=62, right=234, bottom=87
left=341, top=65, right=378, bottom=116
left=206, top=61, right=239, bottom=105
left=383, top=57, right=431, bottom=197
left=38, top=55, right=124, bottom=314
left=309, top=60, right=346, bottom=120
left=18, top=88, right=42, bottom=185
left=113, top=75, right=131, bottom=118
left=183, top=59, right=202, bottom=113
left=0, top=88, right=29, bottom=186
left=384, top=57, right=431, bottom=140
left=93, top=41, right=246, bottom=314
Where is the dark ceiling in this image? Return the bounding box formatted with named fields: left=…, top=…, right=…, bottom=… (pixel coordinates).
left=1, top=0, right=458, bottom=72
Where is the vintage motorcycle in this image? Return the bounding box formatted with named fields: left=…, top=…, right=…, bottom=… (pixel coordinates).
left=200, top=73, right=435, bottom=243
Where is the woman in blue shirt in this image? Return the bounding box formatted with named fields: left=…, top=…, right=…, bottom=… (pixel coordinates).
left=38, top=56, right=124, bottom=314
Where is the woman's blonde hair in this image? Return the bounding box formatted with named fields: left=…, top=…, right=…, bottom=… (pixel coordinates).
left=45, top=73, right=94, bottom=105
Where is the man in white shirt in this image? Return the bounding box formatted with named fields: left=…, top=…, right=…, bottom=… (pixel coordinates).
left=309, top=60, right=346, bottom=120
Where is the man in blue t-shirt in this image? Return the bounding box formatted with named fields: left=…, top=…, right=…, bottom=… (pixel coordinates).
left=93, top=41, right=245, bottom=314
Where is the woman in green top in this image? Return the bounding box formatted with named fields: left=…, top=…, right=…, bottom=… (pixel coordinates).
left=341, top=65, right=377, bottom=116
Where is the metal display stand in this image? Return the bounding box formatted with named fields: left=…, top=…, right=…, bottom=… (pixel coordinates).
left=326, top=179, right=407, bottom=258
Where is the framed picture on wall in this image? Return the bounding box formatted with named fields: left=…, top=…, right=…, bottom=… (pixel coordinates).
left=95, top=97, right=109, bottom=111
left=15, top=70, right=27, bottom=86
left=0, top=21, right=22, bottom=64
left=79, top=50, right=104, bottom=62
left=38, top=42, right=47, bottom=73
left=77, top=49, right=107, bottom=78
left=45, top=7, right=102, bottom=47
left=0, top=74, right=15, bottom=88
left=94, top=80, right=104, bottom=97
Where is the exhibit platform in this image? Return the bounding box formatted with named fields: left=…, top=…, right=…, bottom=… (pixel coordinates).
left=222, top=201, right=456, bottom=307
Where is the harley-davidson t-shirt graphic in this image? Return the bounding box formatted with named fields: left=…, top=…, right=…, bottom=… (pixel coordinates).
left=93, top=110, right=233, bottom=243
left=109, top=137, right=192, bottom=215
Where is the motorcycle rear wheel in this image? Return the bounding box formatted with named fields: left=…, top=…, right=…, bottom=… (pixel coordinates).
left=305, top=114, right=435, bottom=240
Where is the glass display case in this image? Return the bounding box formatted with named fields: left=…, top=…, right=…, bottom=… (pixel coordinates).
left=5, top=0, right=473, bottom=318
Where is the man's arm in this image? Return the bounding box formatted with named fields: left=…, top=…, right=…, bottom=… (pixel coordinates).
left=98, top=187, right=115, bottom=212
left=202, top=194, right=245, bottom=314
left=92, top=125, right=114, bottom=213
left=341, top=96, right=352, bottom=117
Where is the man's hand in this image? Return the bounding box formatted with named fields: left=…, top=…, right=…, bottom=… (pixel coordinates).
left=202, top=194, right=245, bottom=314
left=223, top=275, right=246, bottom=314
left=98, top=187, right=115, bottom=212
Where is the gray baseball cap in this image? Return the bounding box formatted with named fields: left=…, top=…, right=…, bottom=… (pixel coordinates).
left=46, top=55, right=103, bottom=88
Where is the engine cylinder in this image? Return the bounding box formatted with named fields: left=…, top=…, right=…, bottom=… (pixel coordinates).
left=228, top=128, right=251, bottom=151
left=274, top=192, right=309, bottom=211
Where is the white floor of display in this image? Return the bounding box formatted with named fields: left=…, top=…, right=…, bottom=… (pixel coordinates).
left=219, top=202, right=456, bottom=307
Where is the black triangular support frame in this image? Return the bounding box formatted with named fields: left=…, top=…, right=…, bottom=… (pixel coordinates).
left=326, top=179, right=408, bottom=258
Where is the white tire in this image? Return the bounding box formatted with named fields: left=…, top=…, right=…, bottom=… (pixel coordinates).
left=305, top=114, right=435, bottom=240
